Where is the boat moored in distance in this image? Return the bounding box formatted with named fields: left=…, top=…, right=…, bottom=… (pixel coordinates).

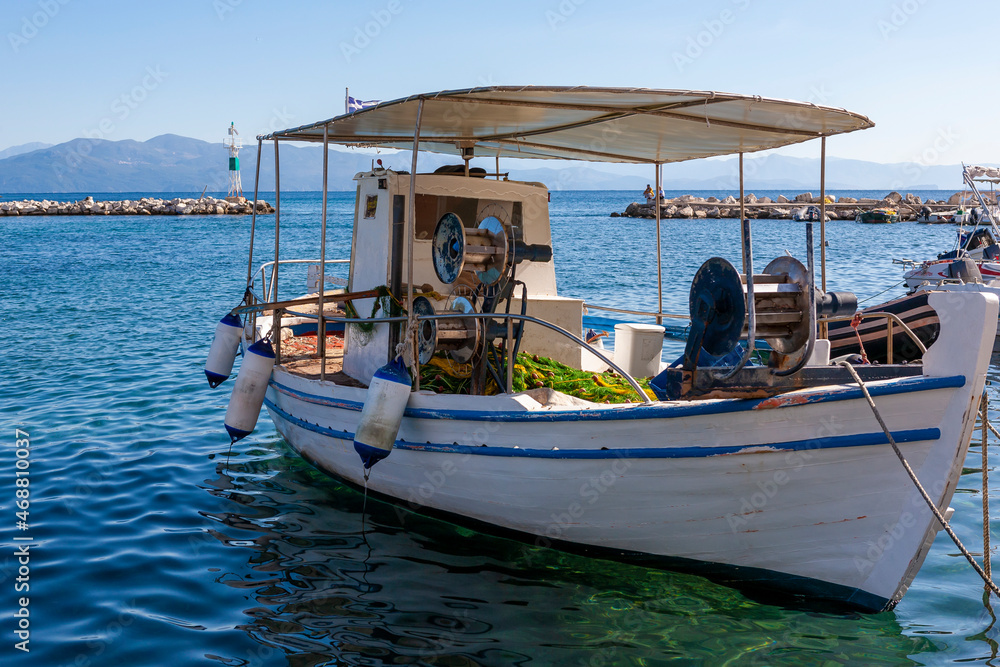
left=856, top=207, right=900, bottom=223
left=827, top=292, right=940, bottom=363
left=207, top=86, right=998, bottom=612
left=889, top=165, right=1000, bottom=344
left=792, top=205, right=829, bottom=222
left=917, top=206, right=970, bottom=224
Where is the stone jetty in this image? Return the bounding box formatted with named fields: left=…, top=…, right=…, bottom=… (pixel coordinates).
left=0, top=196, right=275, bottom=216
left=613, top=191, right=977, bottom=221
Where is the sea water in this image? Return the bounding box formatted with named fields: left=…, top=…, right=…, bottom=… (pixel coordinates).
left=2, top=189, right=999, bottom=665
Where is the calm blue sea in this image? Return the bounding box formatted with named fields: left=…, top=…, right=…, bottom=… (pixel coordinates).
left=3, top=189, right=1000, bottom=665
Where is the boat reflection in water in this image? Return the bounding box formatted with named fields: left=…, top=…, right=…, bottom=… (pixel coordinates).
left=198, top=449, right=949, bottom=665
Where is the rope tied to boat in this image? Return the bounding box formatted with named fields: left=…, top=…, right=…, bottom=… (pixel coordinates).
left=983, top=392, right=992, bottom=581
left=849, top=313, right=869, bottom=364
left=857, top=280, right=905, bottom=306
left=837, top=360, right=1000, bottom=597
left=394, top=315, right=418, bottom=369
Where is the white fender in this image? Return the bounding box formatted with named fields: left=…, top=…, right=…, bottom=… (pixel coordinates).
left=353, top=357, right=412, bottom=469
left=224, top=339, right=275, bottom=442
left=205, top=313, right=243, bottom=388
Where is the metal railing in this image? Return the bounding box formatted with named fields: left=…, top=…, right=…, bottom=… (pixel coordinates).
left=250, top=258, right=351, bottom=302
left=231, top=300, right=655, bottom=405
left=584, top=302, right=690, bottom=320
left=821, top=311, right=927, bottom=361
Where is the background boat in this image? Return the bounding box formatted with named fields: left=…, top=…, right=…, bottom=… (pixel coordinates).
left=857, top=208, right=900, bottom=223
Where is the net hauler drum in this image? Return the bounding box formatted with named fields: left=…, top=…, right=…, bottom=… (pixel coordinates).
left=432, top=213, right=509, bottom=285
left=413, top=295, right=481, bottom=364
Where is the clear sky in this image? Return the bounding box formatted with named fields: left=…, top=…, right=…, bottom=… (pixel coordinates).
left=0, top=0, right=991, bottom=166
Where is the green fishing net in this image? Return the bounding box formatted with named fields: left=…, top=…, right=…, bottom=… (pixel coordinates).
left=419, top=351, right=654, bottom=403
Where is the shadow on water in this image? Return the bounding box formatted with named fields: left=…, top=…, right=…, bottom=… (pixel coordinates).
left=198, top=442, right=942, bottom=666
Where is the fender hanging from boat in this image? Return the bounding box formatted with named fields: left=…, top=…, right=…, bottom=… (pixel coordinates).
left=205, top=313, right=243, bottom=388
left=224, top=339, right=275, bottom=443
left=353, top=356, right=412, bottom=469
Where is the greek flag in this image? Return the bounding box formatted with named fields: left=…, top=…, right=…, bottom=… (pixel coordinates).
left=346, top=95, right=380, bottom=114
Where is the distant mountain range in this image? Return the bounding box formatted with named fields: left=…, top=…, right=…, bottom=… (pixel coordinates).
left=0, top=134, right=979, bottom=194
left=0, top=142, right=52, bottom=160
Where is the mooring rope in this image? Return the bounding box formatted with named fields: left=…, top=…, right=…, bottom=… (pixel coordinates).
left=983, top=393, right=992, bottom=581
left=849, top=314, right=870, bottom=364
left=980, top=408, right=1000, bottom=442
left=837, top=360, right=1000, bottom=596
left=857, top=280, right=905, bottom=306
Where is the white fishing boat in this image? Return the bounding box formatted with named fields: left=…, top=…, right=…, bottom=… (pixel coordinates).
left=903, top=165, right=1000, bottom=290
left=206, top=87, right=998, bottom=612
left=916, top=207, right=970, bottom=224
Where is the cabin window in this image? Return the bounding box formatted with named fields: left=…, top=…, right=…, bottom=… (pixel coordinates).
left=414, top=195, right=518, bottom=239
left=415, top=195, right=484, bottom=239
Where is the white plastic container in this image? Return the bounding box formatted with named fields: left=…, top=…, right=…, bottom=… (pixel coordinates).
left=613, top=323, right=666, bottom=378
left=306, top=263, right=321, bottom=292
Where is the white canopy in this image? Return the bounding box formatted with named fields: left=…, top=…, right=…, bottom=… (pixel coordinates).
left=263, top=86, right=874, bottom=164
left=965, top=165, right=1000, bottom=183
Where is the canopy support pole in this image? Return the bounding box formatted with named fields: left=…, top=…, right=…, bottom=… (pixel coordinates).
left=246, top=137, right=262, bottom=289
left=319, top=126, right=329, bottom=380
left=739, top=153, right=747, bottom=273
left=655, top=162, right=663, bottom=325
left=820, top=137, right=828, bottom=339
left=407, top=99, right=425, bottom=387
left=272, top=138, right=281, bottom=363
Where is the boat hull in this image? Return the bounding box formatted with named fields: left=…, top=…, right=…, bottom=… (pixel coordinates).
left=261, top=292, right=997, bottom=611
left=828, top=291, right=940, bottom=363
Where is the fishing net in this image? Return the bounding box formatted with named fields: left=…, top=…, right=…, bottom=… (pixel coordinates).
left=419, top=351, right=655, bottom=403
left=344, top=285, right=403, bottom=346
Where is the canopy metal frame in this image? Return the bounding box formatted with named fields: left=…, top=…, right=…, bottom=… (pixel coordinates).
left=244, top=86, right=869, bottom=393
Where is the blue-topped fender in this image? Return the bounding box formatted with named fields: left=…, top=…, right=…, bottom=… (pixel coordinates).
left=205, top=312, right=243, bottom=388
left=353, top=357, right=412, bottom=469
left=224, top=339, right=275, bottom=443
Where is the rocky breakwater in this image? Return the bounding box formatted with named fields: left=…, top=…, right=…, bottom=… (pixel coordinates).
left=0, top=196, right=275, bottom=216
left=613, top=191, right=965, bottom=221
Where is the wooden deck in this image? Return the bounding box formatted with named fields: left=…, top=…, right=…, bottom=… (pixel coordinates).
left=278, top=331, right=368, bottom=386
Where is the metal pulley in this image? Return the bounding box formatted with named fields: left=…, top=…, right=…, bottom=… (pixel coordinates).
left=685, top=256, right=856, bottom=370
left=413, top=294, right=482, bottom=364
left=432, top=213, right=553, bottom=287
left=432, top=213, right=509, bottom=285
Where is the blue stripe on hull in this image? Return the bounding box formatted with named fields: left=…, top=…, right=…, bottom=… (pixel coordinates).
left=264, top=397, right=939, bottom=459
left=270, top=373, right=965, bottom=423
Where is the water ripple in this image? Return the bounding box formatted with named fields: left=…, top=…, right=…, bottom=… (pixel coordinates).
left=2, top=191, right=997, bottom=665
